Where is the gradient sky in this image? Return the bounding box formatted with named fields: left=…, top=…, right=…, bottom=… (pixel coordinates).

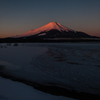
left=0, top=0, right=100, bottom=38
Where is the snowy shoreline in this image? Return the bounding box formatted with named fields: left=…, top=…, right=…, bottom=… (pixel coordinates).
left=0, top=43, right=100, bottom=99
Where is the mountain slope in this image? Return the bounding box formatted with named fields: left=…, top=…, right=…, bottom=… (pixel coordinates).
left=13, top=22, right=92, bottom=38
left=15, top=22, right=76, bottom=38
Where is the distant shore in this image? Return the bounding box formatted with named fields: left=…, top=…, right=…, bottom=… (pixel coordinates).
left=0, top=38, right=100, bottom=43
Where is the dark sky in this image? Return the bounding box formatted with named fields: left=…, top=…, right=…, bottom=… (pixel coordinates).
left=0, top=0, right=100, bottom=38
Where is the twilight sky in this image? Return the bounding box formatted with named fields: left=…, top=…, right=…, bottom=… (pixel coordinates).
left=0, top=0, right=100, bottom=38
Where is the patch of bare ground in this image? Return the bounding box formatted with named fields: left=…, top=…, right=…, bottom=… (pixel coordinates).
left=66, top=62, right=81, bottom=65
left=95, top=65, right=100, bottom=67
left=0, top=65, right=5, bottom=70
left=54, top=59, right=67, bottom=62
left=46, top=48, right=56, bottom=57
left=83, top=54, right=91, bottom=57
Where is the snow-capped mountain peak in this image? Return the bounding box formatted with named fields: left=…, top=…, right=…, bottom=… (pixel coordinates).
left=16, top=22, right=75, bottom=37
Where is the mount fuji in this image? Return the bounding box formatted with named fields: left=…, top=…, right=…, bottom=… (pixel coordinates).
left=14, top=22, right=91, bottom=38
left=1, top=22, right=99, bottom=43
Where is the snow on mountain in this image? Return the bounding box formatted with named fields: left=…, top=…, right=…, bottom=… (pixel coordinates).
left=14, top=22, right=75, bottom=38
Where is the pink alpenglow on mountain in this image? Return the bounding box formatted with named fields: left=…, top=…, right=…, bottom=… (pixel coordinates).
left=14, top=22, right=75, bottom=38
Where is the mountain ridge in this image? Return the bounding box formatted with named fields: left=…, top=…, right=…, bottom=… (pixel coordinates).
left=14, top=22, right=76, bottom=38
left=0, top=22, right=100, bottom=43
left=11, top=22, right=99, bottom=39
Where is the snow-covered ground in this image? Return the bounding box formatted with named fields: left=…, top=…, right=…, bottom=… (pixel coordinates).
left=0, top=76, right=73, bottom=100
left=0, top=43, right=100, bottom=99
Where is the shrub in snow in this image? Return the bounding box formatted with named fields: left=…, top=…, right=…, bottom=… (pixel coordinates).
left=0, top=45, right=3, bottom=48
left=1, top=46, right=7, bottom=48
left=14, top=43, right=18, bottom=46
left=7, top=43, right=11, bottom=46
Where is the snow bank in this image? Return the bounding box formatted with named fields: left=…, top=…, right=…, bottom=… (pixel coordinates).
left=0, top=76, right=74, bottom=100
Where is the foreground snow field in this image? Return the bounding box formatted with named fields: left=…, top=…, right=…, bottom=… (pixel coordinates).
left=0, top=76, right=74, bottom=100
left=0, top=43, right=100, bottom=99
